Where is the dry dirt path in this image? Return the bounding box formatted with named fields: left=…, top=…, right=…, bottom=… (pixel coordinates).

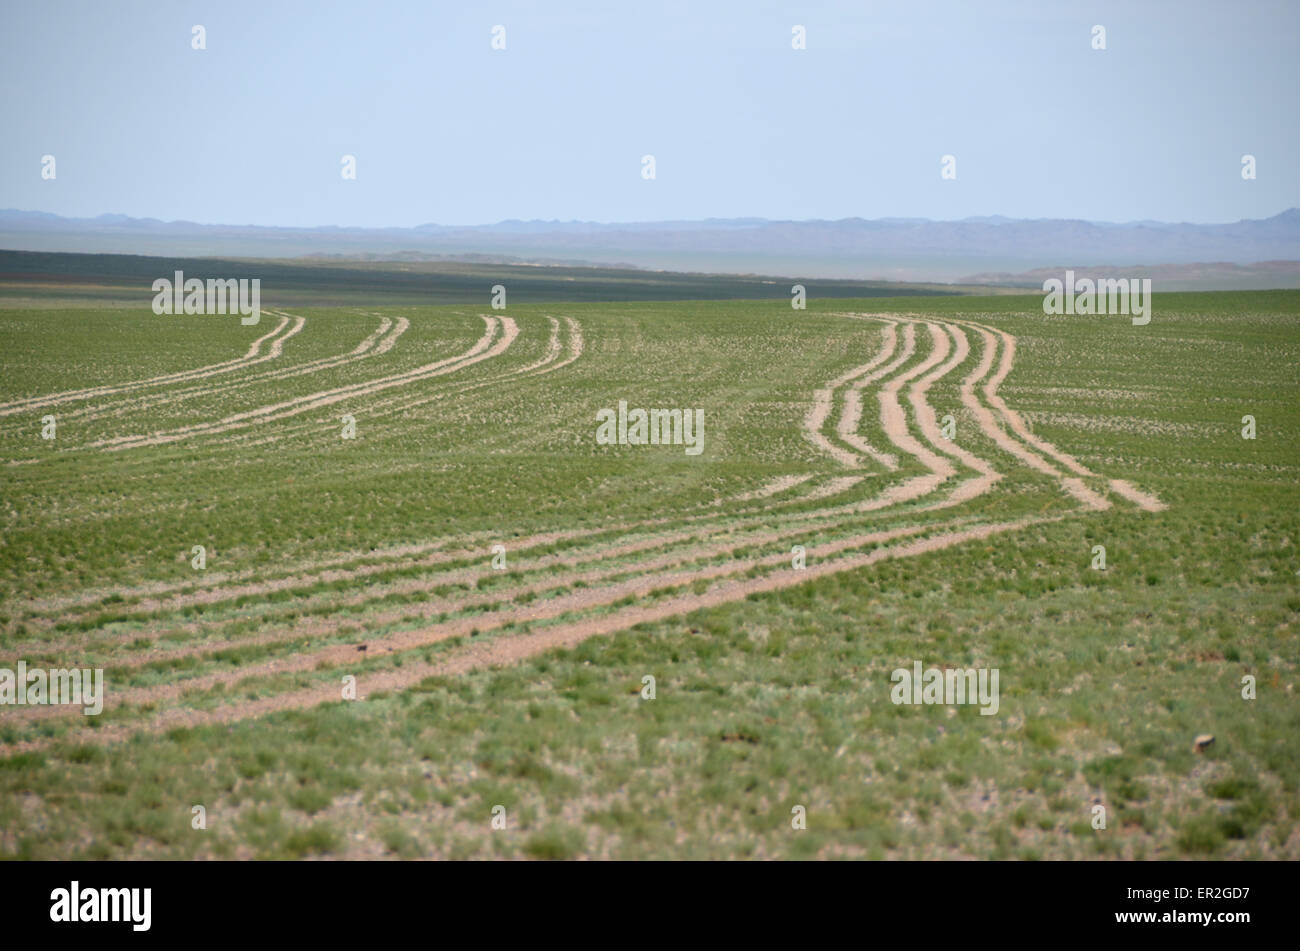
left=0, top=313, right=1169, bottom=752
left=0, top=313, right=305, bottom=419
left=91, top=315, right=514, bottom=450
left=1, top=515, right=1053, bottom=748
left=239, top=315, right=582, bottom=445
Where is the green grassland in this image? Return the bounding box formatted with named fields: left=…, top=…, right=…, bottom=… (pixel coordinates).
left=0, top=273, right=1296, bottom=859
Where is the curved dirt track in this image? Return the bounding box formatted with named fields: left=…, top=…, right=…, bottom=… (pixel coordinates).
left=240, top=314, right=585, bottom=445
left=15, top=310, right=1148, bottom=621
left=804, top=318, right=900, bottom=467
left=14, top=311, right=1142, bottom=623
left=33, top=314, right=409, bottom=431
left=0, top=311, right=1166, bottom=753
left=0, top=313, right=305, bottom=418
left=4, top=515, right=1050, bottom=744
left=93, top=314, right=514, bottom=450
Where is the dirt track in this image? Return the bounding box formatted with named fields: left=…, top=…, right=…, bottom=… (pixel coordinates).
left=0, top=312, right=1165, bottom=752
left=0, top=313, right=304, bottom=418
left=94, top=315, right=512, bottom=449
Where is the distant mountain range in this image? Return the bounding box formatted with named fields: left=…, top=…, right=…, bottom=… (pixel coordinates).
left=3, top=208, right=1299, bottom=288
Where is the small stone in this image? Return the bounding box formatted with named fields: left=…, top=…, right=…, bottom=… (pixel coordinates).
left=1194, top=733, right=1215, bottom=752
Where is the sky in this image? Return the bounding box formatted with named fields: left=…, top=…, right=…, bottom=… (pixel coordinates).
left=1, top=0, right=1297, bottom=228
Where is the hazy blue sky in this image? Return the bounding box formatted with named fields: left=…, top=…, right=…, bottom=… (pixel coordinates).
left=2, top=0, right=1296, bottom=227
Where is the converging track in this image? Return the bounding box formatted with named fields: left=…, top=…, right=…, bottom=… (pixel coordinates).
left=0, top=311, right=1162, bottom=753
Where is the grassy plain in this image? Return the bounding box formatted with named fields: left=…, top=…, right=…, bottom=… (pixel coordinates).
left=0, top=266, right=1295, bottom=859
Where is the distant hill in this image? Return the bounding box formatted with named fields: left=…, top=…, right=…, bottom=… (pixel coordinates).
left=962, top=260, right=1300, bottom=292
left=3, top=208, right=1299, bottom=287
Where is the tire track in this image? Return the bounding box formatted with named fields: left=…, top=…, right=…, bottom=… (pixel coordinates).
left=4, top=315, right=951, bottom=624
left=47, top=313, right=407, bottom=426
left=1, top=515, right=1048, bottom=741
left=2, top=309, right=1154, bottom=749
left=946, top=319, right=1109, bottom=510
left=727, top=473, right=818, bottom=502
left=0, top=515, right=1053, bottom=752
left=10, top=315, right=1001, bottom=668
left=951, top=318, right=1161, bottom=511
left=837, top=319, right=912, bottom=470
left=12, top=511, right=952, bottom=671
left=4, top=310, right=1152, bottom=703
left=803, top=318, right=901, bottom=467
left=91, top=315, right=513, bottom=450
left=240, top=314, right=582, bottom=444
left=0, top=313, right=304, bottom=418
left=7, top=312, right=996, bottom=629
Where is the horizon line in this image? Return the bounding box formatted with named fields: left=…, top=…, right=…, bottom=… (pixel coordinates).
left=3, top=207, right=1297, bottom=233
